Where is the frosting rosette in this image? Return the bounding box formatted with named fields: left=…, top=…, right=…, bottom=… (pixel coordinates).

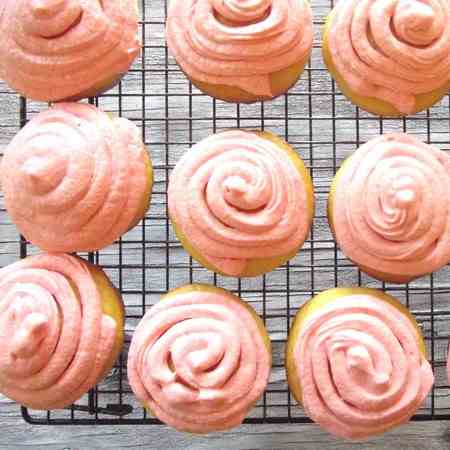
left=291, top=290, right=433, bottom=439
left=165, top=0, right=313, bottom=97
left=326, top=0, right=450, bottom=114
left=1, top=102, right=152, bottom=253
left=168, top=130, right=313, bottom=276
left=127, top=285, right=271, bottom=433
left=0, top=254, right=122, bottom=410
left=0, top=0, right=140, bottom=101
left=330, top=133, right=450, bottom=282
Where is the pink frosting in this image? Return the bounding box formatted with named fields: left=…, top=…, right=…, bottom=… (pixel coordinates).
left=127, top=287, right=270, bottom=432
left=328, top=0, right=450, bottom=114
left=165, top=0, right=313, bottom=96
left=168, top=130, right=313, bottom=276
left=294, top=293, right=433, bottom=440
left=0, top=0, right=140, bottom=101
left=0, top=254, right=118, bottom=410
left=1, top=102, right=150, bottom=253
left=448, top=347, right=450, bottom=385
left=332, top=133, right=450, bottom=280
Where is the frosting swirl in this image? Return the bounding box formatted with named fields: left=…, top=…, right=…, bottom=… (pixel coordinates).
left=127, top=286, right=270, bottom=432
left=328, top=0, right=450, bottom=114
left=165, top=0, right=313, bottom=96
left=331, top=133, right=450, bottom=280
left=0, top=254, right=119, bottom=410
left=294, top=293, right=433, bottom=439
left=0, top=0, right=140, bottom=101
left=168, top=130, right=312, bottom=276
left=1, top=102, right=151, bottom=253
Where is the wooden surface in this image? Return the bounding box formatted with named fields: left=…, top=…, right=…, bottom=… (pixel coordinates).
left=1, top=0, right=450, bottom=448
left=1, top=394, right=450, bottom=450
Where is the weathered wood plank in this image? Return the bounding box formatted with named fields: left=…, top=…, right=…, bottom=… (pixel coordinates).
left=1, top=0, right=450, bottom=448
left=1, top=392, right=450, bottom=450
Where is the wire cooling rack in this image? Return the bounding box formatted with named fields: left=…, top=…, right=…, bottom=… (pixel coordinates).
left=0, top=0, right=448, bottom=425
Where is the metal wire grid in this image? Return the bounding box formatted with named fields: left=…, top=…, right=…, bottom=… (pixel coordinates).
left=0, top=0, right=446, bottom=425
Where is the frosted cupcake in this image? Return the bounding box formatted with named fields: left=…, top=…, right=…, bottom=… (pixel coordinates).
left=168, top=130, right=314, bottom=277
left=286, top=287, right=434, bottom=440
left=128, top=284, right=271, bottom=432
left=0, top=254, right=124, bottom=410
left=323, top=0, right=450, bottom=116
left=1, top=103, right=153, bottom=253
left=329, top=133, right=450, bottom=283
left=166, top=0, right=313, bottom=103
left=0, top=0, right=140, bottom=101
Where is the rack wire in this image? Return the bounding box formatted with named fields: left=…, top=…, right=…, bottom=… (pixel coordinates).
left=0, top=0, right=448, bottom=425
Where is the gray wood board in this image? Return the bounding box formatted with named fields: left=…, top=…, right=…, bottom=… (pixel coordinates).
left=1, top=0, right=450, bottom=448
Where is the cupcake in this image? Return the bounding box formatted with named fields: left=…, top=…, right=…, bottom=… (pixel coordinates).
left=323, top=0, right=450, bottom=116
left=0, top=253, right=124, bottom=410
left=166, top=0, right=313, bottom=103
left=329, top=133, right=450, bottom=283
left=168, top=130, right=314, bottom=277
left=1, top=102, right=153, bottom=253
left=128, top=284, right=271, bottom=433
left=0, top=0, right=140, bottom=102
left=286, top=287, right=434, bottom=440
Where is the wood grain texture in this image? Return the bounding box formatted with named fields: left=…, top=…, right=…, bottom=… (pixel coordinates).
left=1, top=0, right=450, bottom=448
left=1, top=392, right=450, bottom=450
